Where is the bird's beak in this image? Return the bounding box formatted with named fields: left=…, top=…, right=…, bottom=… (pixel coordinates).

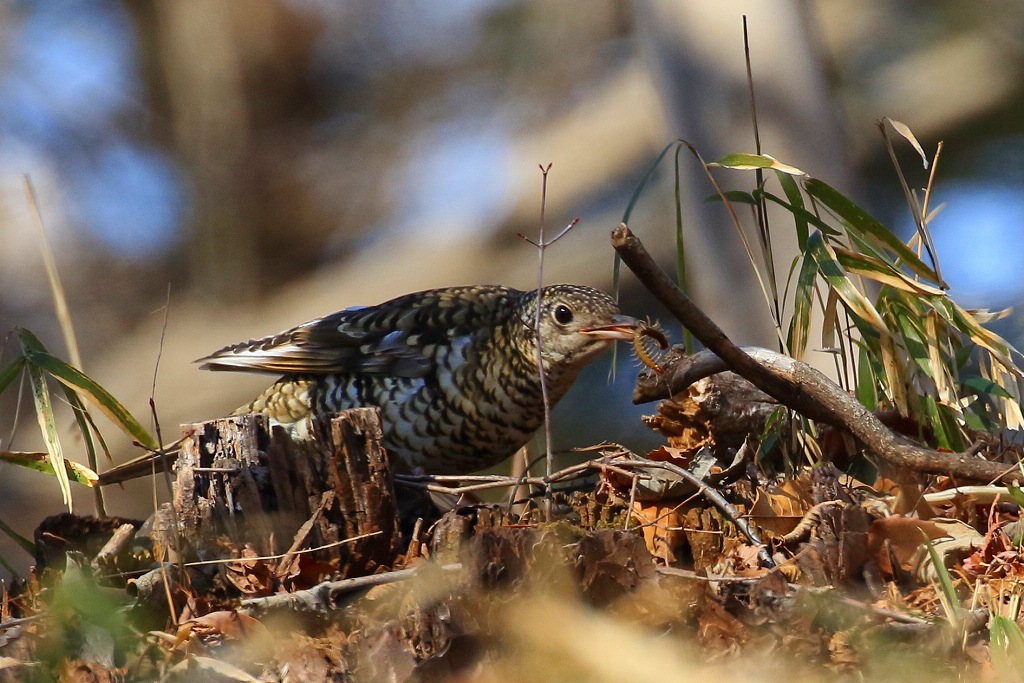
left=580, top=314, right=640, bottom=341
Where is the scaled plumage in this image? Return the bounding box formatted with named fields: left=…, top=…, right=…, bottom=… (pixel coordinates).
left=99, top=284, right=636, bottom=483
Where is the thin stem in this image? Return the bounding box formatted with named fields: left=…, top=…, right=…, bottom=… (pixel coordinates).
left=534, top=163, right=554, bottom=520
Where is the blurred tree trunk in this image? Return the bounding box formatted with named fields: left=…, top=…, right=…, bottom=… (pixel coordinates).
left=152, top=0, right=256, bottom=302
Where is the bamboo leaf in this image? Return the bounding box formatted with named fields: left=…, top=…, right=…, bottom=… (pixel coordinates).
left=21, top=349, right=73, bottom=510
left=807, top=232, right=889, bottom=333
left=922, top=534, right=959, bottom=618
left=804, top=178, right=939, bottom=282
left=776, top=171, right=809, bottom=248
left=878, top=332, right=909, bottom=415
left=712, top=153, right=806, bottom=176
left=15, top=329, right=159, bottom=451
left=856, top=344, right=878, bottom=411
left=787, top=249, right=817, bottom=359
left=0, top=451, right=98, bottom=486
left=931, top=299, right=1023, bottom=377
left=0, top=356, right=26, bottom=395
left=758, top=191, right=843, bottom=237
left=0, top=516, right=35, bottom=557
left=705, top=190, right=757, bottom=204
left=821, top=287, right=840, bottom=352
left=883, top=117, right=929, bottom=169
left=832, top=247, right=946, bottom=295
left=962, top=376, right=1013, bottom=400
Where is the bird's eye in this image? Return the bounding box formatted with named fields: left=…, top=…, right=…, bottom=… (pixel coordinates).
left=553, top=304, right=574, bottom=325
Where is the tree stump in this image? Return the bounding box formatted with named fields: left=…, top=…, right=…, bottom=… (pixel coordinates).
left=167, top=408, right=400, bottom=577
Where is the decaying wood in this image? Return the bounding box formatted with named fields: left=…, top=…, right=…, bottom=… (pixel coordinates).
left=611, top=223, right=1022, bottom=485
left=642, top=368, right=778, bottom=452
left=168, top=408, right=401, bottom=576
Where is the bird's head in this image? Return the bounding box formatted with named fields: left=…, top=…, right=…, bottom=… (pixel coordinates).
left=519, top=285, right=638, bottom=372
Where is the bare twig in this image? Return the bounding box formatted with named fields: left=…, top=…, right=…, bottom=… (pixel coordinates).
left=518, top=164, right=578, bottom=520
left=241, top=562, right=463, bottom=614
left=90, top=523, right=137, bottom=573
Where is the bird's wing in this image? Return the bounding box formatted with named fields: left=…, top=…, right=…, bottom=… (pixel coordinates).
left=196, top=286, right=517, bottom=378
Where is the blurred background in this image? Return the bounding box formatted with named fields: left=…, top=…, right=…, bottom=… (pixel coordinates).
left=1, top=0, right=1023, bottom=561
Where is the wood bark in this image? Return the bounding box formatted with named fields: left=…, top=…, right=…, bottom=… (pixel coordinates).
left=167, top=408, right=400, bottom=576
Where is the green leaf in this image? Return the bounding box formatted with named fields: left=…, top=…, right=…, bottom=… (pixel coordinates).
left=832, top=247, right=945, bottom=296
left=991, top=614, right=1024, bottom=674
left=705, top=190, right=757, bottom=204
left=0, top=516, right=35, bottom=557
left=786, top=249, right=817, bottom=359
left=22, top=348, right=73, bottom=510
left=776, top=171, right=809, bottom=248
left=758, top=191, right=843, bottom=237
left=856, top=345, right=878, bottom=411
left=0, top=451, right=98, bottom=486
left=0, top=356, right=26, bottom=394
left=922, top=534, right=959, bottom=619
left=1007, top=486, right=1024, bottom=509
left=807, top=232, right=889, bottom=333
left=16, top=329, right=159, bottom=451
left=712, top=153, right=806, bottom=176
left=962, top=376, right=1013, bottom=399
left=804, top=178, right=939, bottom=282
left=623, top=141, right=678, bottom=224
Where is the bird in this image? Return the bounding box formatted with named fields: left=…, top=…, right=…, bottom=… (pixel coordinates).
left=97, top=284, right=638, bottom=485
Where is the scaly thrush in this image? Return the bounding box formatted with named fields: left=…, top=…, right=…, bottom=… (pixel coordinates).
left=98, top=284, right=637, bottom=484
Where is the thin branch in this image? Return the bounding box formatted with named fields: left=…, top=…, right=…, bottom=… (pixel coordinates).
left=241, top=563, right=463, bottom=614
left=614, top=221, right=1023, bottom=485
left=517, top=164, right=578, bottom=520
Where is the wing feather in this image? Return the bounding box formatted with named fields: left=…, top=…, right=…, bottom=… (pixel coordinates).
left=196, top=286, right=518, bottom=378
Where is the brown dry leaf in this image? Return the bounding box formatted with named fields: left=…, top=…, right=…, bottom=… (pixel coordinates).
left=867, top=516, right=972, bottom=579
left=222, top=545, right=275, bottom=596
left=576, top=530, right=656, bottom=607
left=911, top=518, right=985, bottom=583
left=57, top=660, right=122, bottom=683
left=748, top=475, right=818, bottom=537
left=632, top=500, right=686, bottom=565
left=712, top=543, right=766, bottom=579
left=697, top=593, right=747, bottom=656
left=175, top=610, right=270, bottom=647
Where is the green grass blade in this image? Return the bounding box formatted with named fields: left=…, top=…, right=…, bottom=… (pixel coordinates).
left=0, top=515, right=35, bottom=557
left=922, top=534, right=959, bottom=620
left=0, top=356, right=26, bottom=394
left=673, top=144, right=693, bottom=353
left=622, top=141, right=677, bottom=224
left=991, top=615, right=1024, bottom=673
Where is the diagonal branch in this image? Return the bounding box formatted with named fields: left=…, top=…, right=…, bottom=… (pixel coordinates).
left=611, top=223, right=1022, bottom=485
